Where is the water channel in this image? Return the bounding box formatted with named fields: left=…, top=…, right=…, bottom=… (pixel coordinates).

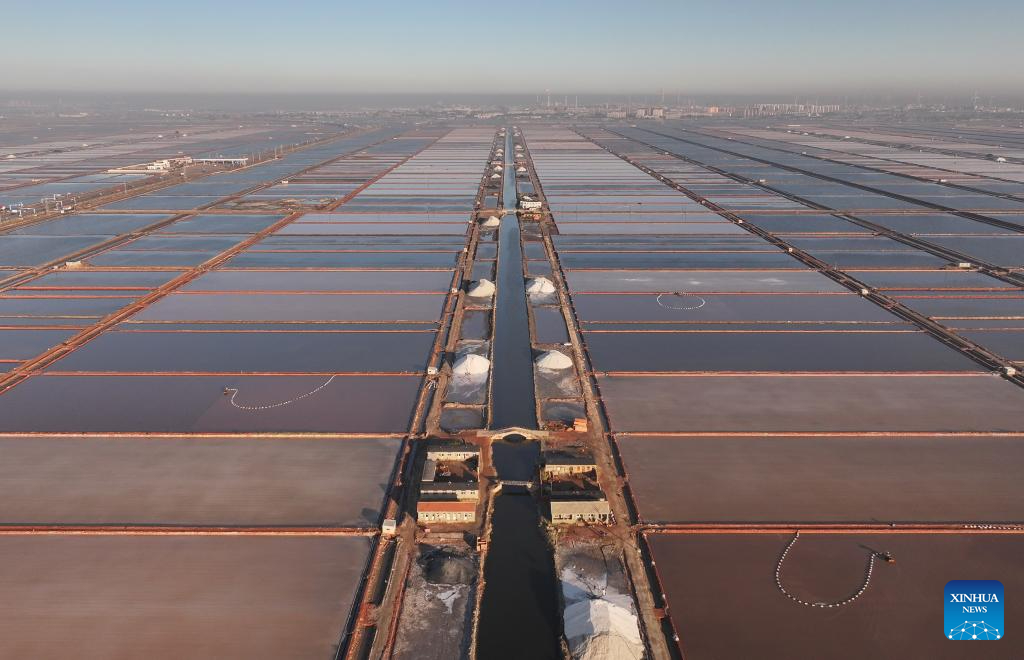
left=475, top=436, right=561, bottom=659
left=488, top=131, right=537, bottom=431
left=475, top=132, right=560, bottom=659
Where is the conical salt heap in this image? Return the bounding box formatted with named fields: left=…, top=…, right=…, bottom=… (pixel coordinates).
left=535, top=350, right=573, bottom=370
left=467, top=279, right=495, bottom=298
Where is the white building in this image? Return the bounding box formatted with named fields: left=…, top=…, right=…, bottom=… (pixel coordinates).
left=550, top=499, right=611, bottom=525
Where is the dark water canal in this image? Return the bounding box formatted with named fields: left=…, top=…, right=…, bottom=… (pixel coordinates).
left=476, top=437, right=560, bottom=659
left=489, top=131, right=536, bottom=430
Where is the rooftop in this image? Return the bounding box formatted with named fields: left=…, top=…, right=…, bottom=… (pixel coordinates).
left=418, top=501, right=477, bottom=513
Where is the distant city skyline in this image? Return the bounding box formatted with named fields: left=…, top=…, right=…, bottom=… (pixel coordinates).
left=5, top=0, right=1023, bottom=96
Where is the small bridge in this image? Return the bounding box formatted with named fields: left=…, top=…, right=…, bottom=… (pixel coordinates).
left=500, top=480, right=534, bottom=488
left=495, top=480, right=536, bottom=494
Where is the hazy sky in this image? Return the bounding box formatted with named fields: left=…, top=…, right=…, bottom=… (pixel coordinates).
left=5, top=0, right=1022, bottom=96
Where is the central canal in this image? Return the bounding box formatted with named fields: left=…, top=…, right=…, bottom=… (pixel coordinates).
left=476, top=436, right=561, bottom=659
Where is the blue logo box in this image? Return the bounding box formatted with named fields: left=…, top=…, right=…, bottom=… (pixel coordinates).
left=945, top=580, right=1003, bottom=640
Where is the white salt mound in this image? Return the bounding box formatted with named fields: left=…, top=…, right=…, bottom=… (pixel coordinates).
left=452, top=354, right=490, bottom=376
left=564, top=599, right=643, bottom=660
left=561, top=566, right=644, bottom=660
left=526, top=277, right=555, bottom=294
left=535, top=350, right=573, bottom=370
left=467, top=279, right=495, bottom=297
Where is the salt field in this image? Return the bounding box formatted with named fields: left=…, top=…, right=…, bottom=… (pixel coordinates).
left=2, top=115, right=1023, bottom=659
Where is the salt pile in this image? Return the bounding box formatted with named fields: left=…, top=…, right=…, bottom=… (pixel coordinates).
left=526, top=277, right=556, bottom=294
left=561, top=566, right=644, bottom=660
left=452, top=354, right=490, bottom=376
left=535, top=350, right=573, bottom=370
left=467, top=279, right=495, bottom=298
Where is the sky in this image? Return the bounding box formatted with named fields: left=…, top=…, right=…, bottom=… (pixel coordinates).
left=4, top=0, right=1023, bottom=98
